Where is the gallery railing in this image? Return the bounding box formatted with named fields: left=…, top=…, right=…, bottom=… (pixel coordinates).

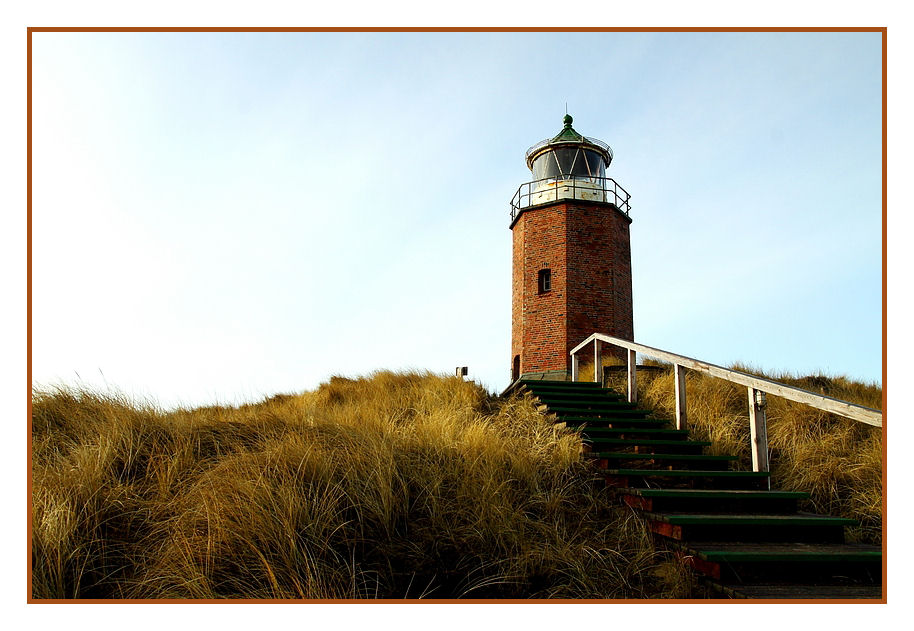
left=510, top=176, right=631, bottom=222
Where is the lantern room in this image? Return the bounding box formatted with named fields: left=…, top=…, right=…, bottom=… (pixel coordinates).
left=511, top=115, right=629, bottom=219
left=524, top=114, right=613, bottom=205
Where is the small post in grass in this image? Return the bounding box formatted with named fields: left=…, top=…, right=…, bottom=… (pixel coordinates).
left=571, top=352, right=579, bottom=382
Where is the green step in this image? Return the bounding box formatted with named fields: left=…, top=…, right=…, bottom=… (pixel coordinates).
left=558, top=413, right=658, bottom=420
left=619, top=489, right=809, bottom=500
left=645, top=513, right=856, bottom=528
left=543, top=404, right=634, bottom=412
left=590, top=453, right=735, bottom=461
left=537, top=398, right=627, bottom=407
left=679, top=543, right=882, bottom=588
left=592, top=453, right=735, bottom=471
left=529, top=390, right=624, bottom=399
left=530, top=390, right=634, bottom=405
left=683, top=543, right=880, bottom=564
left=721, top=584, right=884, bottom=600
left=527, top=389, right=615, bottom=396
left=577, top=428, right=689, bottom=438
left=583, top=438, right=711, bottom=448
left=538, top=400, right=644, bottom=409
left=645, top=512, right=855, bottom=543
left=618, top=488, right=809, bottom=514
left=603, top=469, right=770, bottom=490
left=605, top=469, right=768, bottom=478
left=562, top=417, right=669, bottom=428
left=545, top=407, right=653, bottom=417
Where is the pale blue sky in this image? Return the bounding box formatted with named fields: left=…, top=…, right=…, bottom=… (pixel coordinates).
left=31, top=31, right=883, bottom=407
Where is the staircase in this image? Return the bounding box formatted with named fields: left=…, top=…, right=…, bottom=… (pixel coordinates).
left=514, top=378, right=883, bottom=600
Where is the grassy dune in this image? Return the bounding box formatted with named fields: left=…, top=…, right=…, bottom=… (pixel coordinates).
left=31, top=372, right=689, bottom=600
left=31, top=365, right=882, bottom=599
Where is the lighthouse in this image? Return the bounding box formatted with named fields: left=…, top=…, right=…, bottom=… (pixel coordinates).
left=510, top=114, right=634, bottom=381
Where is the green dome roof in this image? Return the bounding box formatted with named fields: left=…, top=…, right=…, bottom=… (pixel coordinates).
left=551, top=114, right=584, bottom=142
left=524, top=114, right=613, bottom=169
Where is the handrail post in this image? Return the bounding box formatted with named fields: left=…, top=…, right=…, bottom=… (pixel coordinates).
left=594, top=339, right=602, bottom=385
left=674, top=364, right=687, bottom=430
left=571, top=352, right=579, bottom=382
left=748, top=387, right=770, bottom=484
left=627, top=349, right=637, bottom=404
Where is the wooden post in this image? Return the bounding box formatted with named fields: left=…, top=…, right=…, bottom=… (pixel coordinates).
left=627, top=349, right=637, bottom=404
left=674, top=364, right=687, bottom=430
left=594, top=339, right=602, bottom=385
left=571, top=353, right=579, bottom=382
left=748, top=387, right=770, bottom=483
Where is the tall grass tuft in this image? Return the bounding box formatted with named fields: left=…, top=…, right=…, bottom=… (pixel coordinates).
left=32, top=372, right=688, bottom=599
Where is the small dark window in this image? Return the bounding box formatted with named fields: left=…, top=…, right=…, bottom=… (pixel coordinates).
left=538, top=268, right=552, bottom=294
left=512, top=355, right=521, bottom=380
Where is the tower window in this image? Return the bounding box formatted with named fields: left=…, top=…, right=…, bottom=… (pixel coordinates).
left=538, top=268, right=552, bottom=294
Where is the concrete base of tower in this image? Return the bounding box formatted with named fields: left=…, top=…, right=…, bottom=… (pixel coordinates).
left=518, top=370, right=571, bottom=382
left=500, top=370, right=572, bottom=397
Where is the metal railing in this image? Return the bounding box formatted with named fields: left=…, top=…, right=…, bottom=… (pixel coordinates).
left=510, top=176, right=631, bottom=223
left=525, top=135, right=614, bottom=164
left=569, top=333, right=883, bottom=475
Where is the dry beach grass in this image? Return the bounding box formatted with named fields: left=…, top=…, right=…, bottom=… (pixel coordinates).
left=32, top=372, right=686, bottom=599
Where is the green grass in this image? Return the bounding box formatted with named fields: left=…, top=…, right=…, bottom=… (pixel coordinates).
left=31, top=371, right=696, bottom=600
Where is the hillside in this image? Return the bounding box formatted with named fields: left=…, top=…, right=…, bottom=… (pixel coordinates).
left=31, top=368, right=882, bottom=599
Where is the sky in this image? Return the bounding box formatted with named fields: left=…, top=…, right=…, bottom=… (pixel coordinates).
left=30, top=30, right=884, bottom=408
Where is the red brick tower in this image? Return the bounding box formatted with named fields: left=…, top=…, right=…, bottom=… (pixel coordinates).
left=510, top=115, right=633, bottom=381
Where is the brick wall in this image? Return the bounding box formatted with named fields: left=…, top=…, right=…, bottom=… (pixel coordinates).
left=511, top=199, right=633, bottom=377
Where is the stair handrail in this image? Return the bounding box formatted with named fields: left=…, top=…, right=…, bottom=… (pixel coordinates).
left=569, top=333, right=883, bottom=473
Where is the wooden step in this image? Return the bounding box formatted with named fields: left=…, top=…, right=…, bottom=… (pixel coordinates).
left=539, top=400, right=647, bottom=410
left=604, top=469, right=771, bottom=490
left=533, top=394, right=626, bottom=405
left=686, top=542, right=880, bottom=563
left=562, top=417, right=669, bottom=428
left=690, top=564, right=880, bottom=589
left=644, top=512, right=855, bottom=543
left=618, top=488, right=808, bottom=514
left=590, top=453, right=736, bottom=471
left=545, top=407, right=655, bottom=419
left=717, top=583, right=884, bottom=600
left=529, top=392, right=625, bottom=403
left=539, top=399, right=631, bottom=409
left=583, top=438, right=710, bottom=454
left=576, top=427, right=690, bottom=440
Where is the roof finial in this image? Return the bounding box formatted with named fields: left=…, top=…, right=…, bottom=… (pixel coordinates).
left=563, top=112, right=573, bottom=128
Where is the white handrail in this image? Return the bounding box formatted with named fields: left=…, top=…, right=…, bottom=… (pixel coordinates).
left=569, top=333, right=883, bottom=473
